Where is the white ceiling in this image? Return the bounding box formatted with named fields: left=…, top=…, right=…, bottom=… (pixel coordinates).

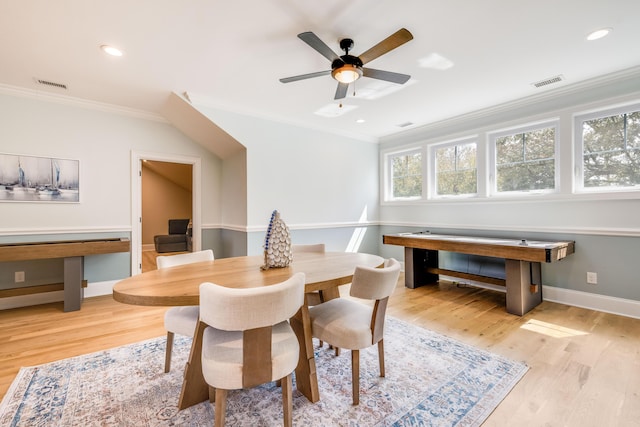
left=1, top=1, right=639, bottom=141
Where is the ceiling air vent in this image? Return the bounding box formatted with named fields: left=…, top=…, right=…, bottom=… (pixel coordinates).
left=396, top=121, right=414, bottom=128
left=532, top=75, right=564, bottom=88
left=35, top=78, right=68, bottom=90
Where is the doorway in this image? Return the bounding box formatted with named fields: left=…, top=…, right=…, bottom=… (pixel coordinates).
left=141, top=160, right=192, bottom=271
left=130, top=151, right=202, bottom=275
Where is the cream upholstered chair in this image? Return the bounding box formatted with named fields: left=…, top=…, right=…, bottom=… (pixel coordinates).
left=308, top=258, right=401, bottom=405
left=156, top=249, right=214, bottom=373
left=199, top=273, right=305, bottom=427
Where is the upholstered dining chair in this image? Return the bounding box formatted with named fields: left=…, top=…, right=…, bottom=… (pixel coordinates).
left=308, top=258, right=401, bottom=405
left=199, top=273, right=305, bottom=427
left=156, top=249, right=214, bottom=373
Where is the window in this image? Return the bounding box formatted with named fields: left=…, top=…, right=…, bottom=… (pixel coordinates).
left=433, top=140, right=477, bottom=196
left=577, top=106, right=640, bottom=190
left=388, top=149, right=422, bottom=199
left=491, top=123, right=557, bottom=194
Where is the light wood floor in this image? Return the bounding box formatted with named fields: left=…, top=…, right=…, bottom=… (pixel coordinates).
left=1, top=271, right=639, bottom=426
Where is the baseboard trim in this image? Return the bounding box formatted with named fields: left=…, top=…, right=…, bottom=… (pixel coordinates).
left=405, top=263, right=640, bottom=319
left=0, top=290, right=64, bottom=310
left=84, top=280, right=118, bottom=298
left=444, top=278, right=640, bottom=319
left=4, top=277, right=639, bottom=320
left=0, top=280, right=119, bottom=310
left=542, top=285, right=640, bottom=320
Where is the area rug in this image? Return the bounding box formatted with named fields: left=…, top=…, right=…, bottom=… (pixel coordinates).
left=0, top=317, right=527, bottom=426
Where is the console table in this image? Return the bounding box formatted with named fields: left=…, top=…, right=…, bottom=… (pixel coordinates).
left=0, top=238, right=130, bottom=311
left=383, top=233, right=575, bottom=315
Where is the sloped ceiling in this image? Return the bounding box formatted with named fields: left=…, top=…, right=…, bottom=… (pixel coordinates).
left=143, top=160, right=192, bottom=192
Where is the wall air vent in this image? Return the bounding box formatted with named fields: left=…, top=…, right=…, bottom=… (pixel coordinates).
left=532, top=75, right=564, bottom=88
left=35, top=78, right=68, bottom=90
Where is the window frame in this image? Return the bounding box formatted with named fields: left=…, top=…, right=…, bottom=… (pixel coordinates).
left=574, top=102, right=640, bottom=194
left=488, top=120, right=559, bottom=197
left=382, top=146, right=425, bottom=202
left=429, top=136, right=478, bottom=199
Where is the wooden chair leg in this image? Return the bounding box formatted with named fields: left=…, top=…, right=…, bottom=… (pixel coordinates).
left=164, top=331, right=174, bottom=373
left=378, top=339, right=385, bottom=377
left=208, top=386, right=216, bottom=403
left=335, top=347, right=340, bottom=356
left=351, top=349, right=360, bottom=405
left=214, top=388, right=227, bottom=427
left=282, top=374, right=293, bottom=427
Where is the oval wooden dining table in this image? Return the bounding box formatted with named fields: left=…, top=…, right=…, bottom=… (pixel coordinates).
left=113, top=251, right=384, bottom=410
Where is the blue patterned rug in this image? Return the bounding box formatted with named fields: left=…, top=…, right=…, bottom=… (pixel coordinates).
left=0, top=317, right=527, bottom=426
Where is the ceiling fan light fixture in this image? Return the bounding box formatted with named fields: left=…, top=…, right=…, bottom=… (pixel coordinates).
left=332, top=64, right=363, bottom=84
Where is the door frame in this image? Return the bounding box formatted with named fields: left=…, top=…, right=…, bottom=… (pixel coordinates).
left=130, top=150, right=202, bottom=275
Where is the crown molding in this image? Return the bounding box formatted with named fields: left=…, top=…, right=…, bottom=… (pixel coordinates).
left=382, top=65, right=640, bottom=144
left=0, top=84, right=166, bottom=123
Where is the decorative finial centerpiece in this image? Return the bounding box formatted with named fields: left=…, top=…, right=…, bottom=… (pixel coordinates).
left=261, top=210, right=293, bottom=270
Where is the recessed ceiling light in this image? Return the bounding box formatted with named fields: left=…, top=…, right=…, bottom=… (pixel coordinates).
left=356, top=118, right=366, bottom=123
left=586, top=28, right=612, bottom=41
left=100, top=44, right=124, bottom=56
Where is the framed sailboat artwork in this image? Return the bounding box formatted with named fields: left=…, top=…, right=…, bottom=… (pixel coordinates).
left=0, top=153, right=80, bottom=203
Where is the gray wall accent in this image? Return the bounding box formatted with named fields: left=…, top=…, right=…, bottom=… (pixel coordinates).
left=219, top=229, right=247, bottom=259
left=379, top=214, right=640, bottom=303
left=248, top=225, right=381, bottom=257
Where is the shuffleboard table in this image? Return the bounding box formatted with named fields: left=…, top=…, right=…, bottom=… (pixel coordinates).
left=383, top=232, right=575, bottom=315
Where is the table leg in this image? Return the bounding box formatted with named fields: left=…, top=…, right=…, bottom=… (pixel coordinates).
left=404, top=247, right=439, bottom=288
left=63, top=256, right=83, bottom=312
left=505, top=259, right=543, bottom=316
left=178, top=321, right=210, bottom=410
left=290, top=305, right=320, bottom=403
left=320, top=287, right=340, bottom=302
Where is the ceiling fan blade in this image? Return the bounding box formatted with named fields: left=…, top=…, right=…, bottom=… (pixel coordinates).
left=334, top=82, right=348, bottom=100
left=362, top=68, right=411, bottom=84
left=298, top=32, right=340, bottom=62
left=358, top=28, right=413, bottom=65
left=279, top=70, right=331, bottom=83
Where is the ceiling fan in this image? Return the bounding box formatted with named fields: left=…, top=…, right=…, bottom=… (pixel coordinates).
left=279, top=28, right=414, bottom=100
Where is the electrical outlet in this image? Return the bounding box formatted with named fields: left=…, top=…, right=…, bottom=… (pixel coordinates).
left=15, top=271, right=25, bottom=283
left=586, top=272, right=598, bottom=285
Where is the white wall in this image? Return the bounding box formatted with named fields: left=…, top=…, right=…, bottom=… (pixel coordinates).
left=0, top=90, right=223, bottom=292
left=197, top=106, right=380, bottom=254
left=0, top=92, right=222, bottom=234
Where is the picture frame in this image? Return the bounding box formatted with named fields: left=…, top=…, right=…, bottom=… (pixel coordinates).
left=0, top=153, right=80, bottom=203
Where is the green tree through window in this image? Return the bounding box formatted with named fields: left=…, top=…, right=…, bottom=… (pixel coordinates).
left=495, top=127, right=555, bottom=192
left=391, top=151, right=422, bottom=198
left=435, top=143, right=477, bottom=195
left=582, top=111, right=640, bottom=188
